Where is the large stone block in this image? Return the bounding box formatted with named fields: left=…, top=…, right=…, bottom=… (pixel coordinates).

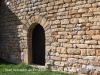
left=78, top=9, right=87, bottom=13
left=70, top=39, right=80, bottom=43
left=58, top=8, right=65, bottom=12
left=63, top=43, right=72, bottom=48
left=85, top=40, right=97, bottom=45
left=55, top=0, right=64, bottom=5
left=46, top=6, right=53, bottom=11
left=61, top=19, right=69, bottom=25
left=76, top=44, right=91, bottom=48
left=54, top=61, right=60, bottom=66
left=60, top=47, right=67, bottom=54
left=53, top=20, right=60, bottom=24
left=87, top=49, right=96, bottom=56
left=50, top=56, right=61, bottom=60
left=81, top=49, right=87, bottom=56
left=92, top=35, right=100, bottom=40
left=86, top=30, right=95, bottom=35
left=67, top=48, right=81, bottom=55
left=58, top=39, right=69, bottom=43
left=92, top=45, right=100, bottom=48
left=96, top=49, right=100, bottom=56
left=70, top=18, right=79, bottom=24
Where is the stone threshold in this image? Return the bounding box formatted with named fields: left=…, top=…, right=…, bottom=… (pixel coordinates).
left=30, top=64, right=46, bottom=69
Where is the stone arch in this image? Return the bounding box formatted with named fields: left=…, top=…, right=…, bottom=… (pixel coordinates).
left=22, top=15, right=51, bottom=64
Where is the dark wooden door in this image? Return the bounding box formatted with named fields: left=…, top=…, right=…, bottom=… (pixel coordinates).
left=32, top=24, right=45, bottom=65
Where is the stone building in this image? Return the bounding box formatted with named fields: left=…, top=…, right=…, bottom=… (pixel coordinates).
left=0, top=0, right=100, bottom=74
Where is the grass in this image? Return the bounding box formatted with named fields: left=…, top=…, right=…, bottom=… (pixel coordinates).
left=0, top=58, right=76, bottom=75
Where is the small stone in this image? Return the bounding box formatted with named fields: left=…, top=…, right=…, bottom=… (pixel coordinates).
left=24, top=8, right=29, bottom=12
left=73, top=44, right=77, bottom=48
left=18, top=29, right=22, bottom=32
left=73, top=27, right=82, bottom=31
left=80, top=39, right=85, bottom=43
left=31, top=0, right=36, bottom=3
left=6, top=2, right=10, bottom=5
left=82, top=64, right=87, bottom=68
left=54, top=61, right=60, bottom=65
left=32, top=7, right=37, bottom=10
left=45, top=55, right=50, bottom=60
left=68, top=58, right=78, bottom=64
left=76, top=24, right=82, bottom=27
left=21, top=52, right=24, bottom=56
left=50, top=52, right=56, bottom=56
left=51, top=42, right=60, bottom=47
left=67, top=48, right=81, bottom=55
left=50, top=60, right=54, bottom=65
left=86, top=65, right=95, bottom=70
left=85, top=40, right=97, bottom=45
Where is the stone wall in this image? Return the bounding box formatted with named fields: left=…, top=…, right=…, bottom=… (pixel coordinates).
left=0, top=0, right=100, bottom=75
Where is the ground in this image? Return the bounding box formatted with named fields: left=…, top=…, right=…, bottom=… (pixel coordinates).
left=0, top=58, right=76, bottom=75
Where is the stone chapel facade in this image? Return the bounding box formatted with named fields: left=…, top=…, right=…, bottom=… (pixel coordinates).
left=0, top=0, right=100, bottom=74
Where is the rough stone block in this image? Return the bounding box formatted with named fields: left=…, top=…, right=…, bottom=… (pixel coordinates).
left=50, top=56, right=61, bottom=60
left=86, top=30, right=95, bottom=35
left=90, top=26, right=100, bottom=29
left=92, top=35, right=100, bottom=40
left=73, top=35, right=82, bottom=39
left=85, top=4, right=92, bottom=8
left=87, top=49, right=96, bottom=56
left=76, top=44, right=91, bottom=48
left=70, top=18, right=79, bottom=24
left=79, top=18, right=88, bottom=23
left=70, top=39, right=80, bottom=43
left=85, top=40, right=97, bottom=45
left=68, top=58, right=78, bottom=64
left=78, top=9, right=87, bottom=13
left=55, top=0, right=64, bottom=5
left=64, top=0, right=71, bottom=3
left=51, top=42, right=60, bottom=47
left=61, top=19, right=69, bottom=25
left=69, top=10, right=78, bottom=14
left=81, top=49, right=87, bottom=56
left=46, top=6, right=53, bottom=11
left=54, top=61, right=60, bottom=65
left=60, top=47, right=67, bottom=53
left=63, top=43, right=72, bottom=48
left=58, top=39, right=69, bottom=43
left=58, top=8, right=65, bottom=12
left=92, top=45, right=100, bottom=48
left=83, top=56, right=97, bottom=60
left=78, top=31, right=86, bottom=35
left=96, top=49, right=100, bottom=56
left=67, top=48, right=81, bottom=55
left=83, top=35, right=92, bottom=40
left=82, top=13, right=93, bottom=17
left=53, top=20, right=60, bottom=24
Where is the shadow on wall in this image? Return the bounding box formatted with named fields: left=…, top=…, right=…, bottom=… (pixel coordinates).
left=0, top=0, right=22, bottom=63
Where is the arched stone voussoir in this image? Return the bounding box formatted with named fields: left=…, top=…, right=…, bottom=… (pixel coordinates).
left=45, top=29, right=51, bottom=34
left=30, top=16, right=36, bottom=24
left=34, top=15, right=40, bottom=23
left=40, top=17, right=47, bottom=27
left=43, top=21, right=50, bottom=28
left=24, top=15, right=50, bottom=32
left=44, top=24, right=51, bottom=32
left=38, top=16, right=43, bottom=24
left=28, top=19, right=32, bottom=25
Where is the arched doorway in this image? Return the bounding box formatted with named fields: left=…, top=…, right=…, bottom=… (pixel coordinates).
left=32, top=24, right=45, bottom=66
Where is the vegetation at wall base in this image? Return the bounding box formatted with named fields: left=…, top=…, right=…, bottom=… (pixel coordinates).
left=0, top=58, right=76, bottom=75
